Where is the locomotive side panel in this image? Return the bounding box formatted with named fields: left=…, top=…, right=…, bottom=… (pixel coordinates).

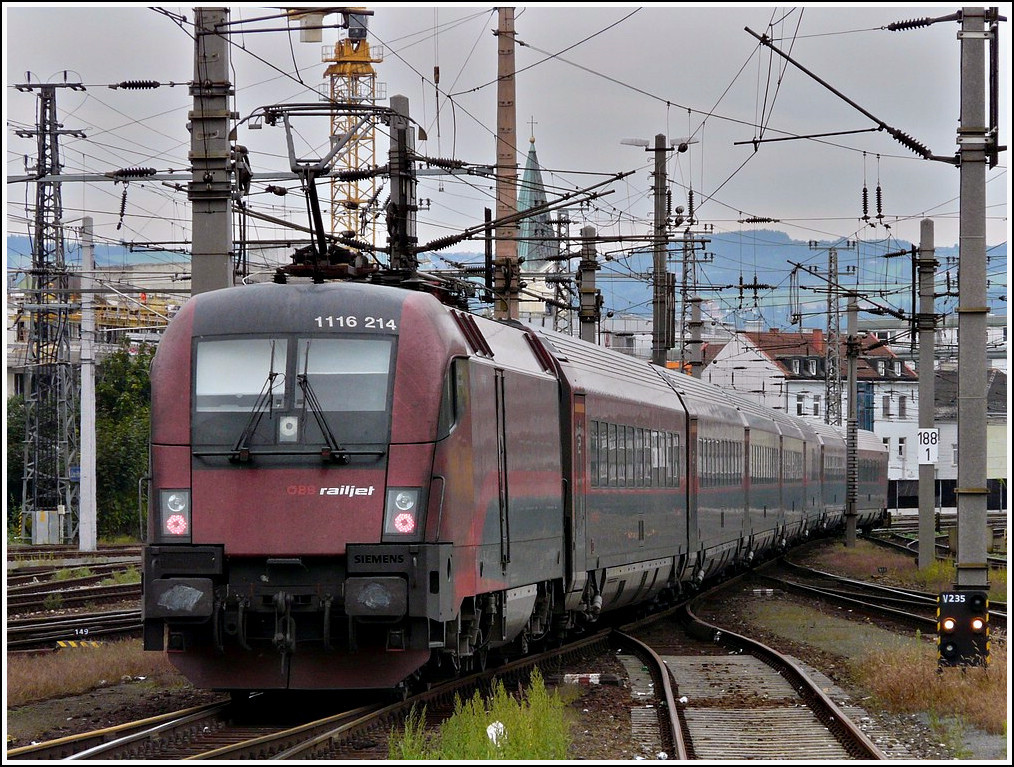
left=499, top=368, right=565, bottom=583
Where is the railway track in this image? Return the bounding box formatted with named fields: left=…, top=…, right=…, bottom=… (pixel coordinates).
left=5, top=582, right=141, bottom=616
left=872, top=513, right=1007, bottom=571
left=7, top=597, right=888, bottom=761
left=623, top=581, right=891, bottom=760
left=6, top=631, right=631, bottom=760
left=6, top=609, right=142, bottom=651
left=6, top=544, right=142, bottom=567
left=7, top=561, right=139, bottom=590
left=773, top=556, right=1007, bottom=633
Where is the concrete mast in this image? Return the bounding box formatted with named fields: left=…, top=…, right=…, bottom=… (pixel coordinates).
left=189, top=7, right=235, bottom=295
left=494, top=7, right=519, bottom=319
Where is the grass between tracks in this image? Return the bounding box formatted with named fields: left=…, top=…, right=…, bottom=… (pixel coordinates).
left=6, top=639, right=189, bottom=707
left=851, top=637, right=1008, bottom=736
left=387, top=668, right=572, bottom=760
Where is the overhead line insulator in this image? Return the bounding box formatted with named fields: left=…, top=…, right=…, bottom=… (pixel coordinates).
left=110, top=167, right=157, bottom=178
left=111, top=80, right=161, bottom=90
left=887, top=17, right=933, bottom=31
left=420, top=156, right=467, bottom=170
left=887, top=127, right=931, bottom=159
left=423, top=235, right=463, bottom=252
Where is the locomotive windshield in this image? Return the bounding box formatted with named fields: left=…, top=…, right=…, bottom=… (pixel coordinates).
left=192, top=335, right=394, bottom=451
left=294, top=338, right=391, bottom=412
left=195, top=338, right=286, bottom=412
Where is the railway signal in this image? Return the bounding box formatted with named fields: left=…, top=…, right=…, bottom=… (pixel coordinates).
left=937, top=591, right=989, bottom=667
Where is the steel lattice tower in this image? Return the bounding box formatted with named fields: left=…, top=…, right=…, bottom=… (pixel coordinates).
left=15, top=79, right=86, bottom=543
left=322, top=24, right=384, bottom=244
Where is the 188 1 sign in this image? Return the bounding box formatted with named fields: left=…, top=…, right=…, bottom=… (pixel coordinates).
left=918, top=428, right=939, bottom=464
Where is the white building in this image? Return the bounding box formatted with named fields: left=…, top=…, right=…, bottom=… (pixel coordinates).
left=702, top=327, right=922, bottom=502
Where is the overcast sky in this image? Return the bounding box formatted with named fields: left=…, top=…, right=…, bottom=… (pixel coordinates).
left=4, top=3, right=1010, bottom=279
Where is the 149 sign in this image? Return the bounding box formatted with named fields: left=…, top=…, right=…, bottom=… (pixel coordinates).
left=918, top=428, right=939, bottom=464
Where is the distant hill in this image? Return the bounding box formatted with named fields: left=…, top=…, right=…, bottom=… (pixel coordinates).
left=6, top=235, right=185, bottom=271
left=8, top=231, right=1006, bottom=329
left=429, top=230, right=1006, bottom=328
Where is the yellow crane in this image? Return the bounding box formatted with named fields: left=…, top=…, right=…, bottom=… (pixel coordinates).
left=289, top=8, right=384, bottom=247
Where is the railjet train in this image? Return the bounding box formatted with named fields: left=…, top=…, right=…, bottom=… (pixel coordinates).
left=142, top=280, right=888, bottom=694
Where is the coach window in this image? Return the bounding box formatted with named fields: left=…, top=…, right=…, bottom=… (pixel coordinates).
left=669, top=432, right=677, bottom=485
left=620, top=426, right=628, bottom=484
left=654, top=431, right=666, bottom=487
left=614, top=425, right=622, bottom=487
left=607, top=423, right=618, bottom=487
left=674, top=433, right=682, bottom=485
left=645, top=431, right=653, bottom=486
left=598, top=421, right=608, bottom=487
left=633, top=428, right=643, bottom=487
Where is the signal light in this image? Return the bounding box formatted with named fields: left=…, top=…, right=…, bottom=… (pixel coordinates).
left=938, top=590, right=990, bottom=667
left=383, top=488, right=422, bottom=541
left=159, top=489, right=192, bottom=542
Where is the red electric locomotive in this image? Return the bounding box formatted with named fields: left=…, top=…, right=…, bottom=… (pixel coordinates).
left=142, top=279, right=887, bottom=695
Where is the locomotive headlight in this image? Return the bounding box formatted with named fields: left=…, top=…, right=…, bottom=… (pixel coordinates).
left=159, top=489, right=192, bottom=541
left=383, top=488, right=422, bottom=540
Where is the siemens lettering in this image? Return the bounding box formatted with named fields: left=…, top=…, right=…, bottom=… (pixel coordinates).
left=353, top=553, right=406, bottom=565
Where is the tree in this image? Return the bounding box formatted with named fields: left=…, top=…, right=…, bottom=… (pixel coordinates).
left=6, top=394, right=26, bottom=536
left=6, top=343, right=156, bottom=542
left=94, top=341, right=156, bottom=539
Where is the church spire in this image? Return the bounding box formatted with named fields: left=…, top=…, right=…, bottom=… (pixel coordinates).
left=517, top=122, right=559, bottom=272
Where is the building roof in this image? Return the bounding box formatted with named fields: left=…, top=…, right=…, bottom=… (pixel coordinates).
left=741, top=328, right=918, bottom=381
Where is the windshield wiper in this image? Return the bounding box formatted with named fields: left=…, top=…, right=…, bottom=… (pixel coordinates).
left=230, top=373, right=279, bottom=462
left=297, top=373, right=350, bottom=464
